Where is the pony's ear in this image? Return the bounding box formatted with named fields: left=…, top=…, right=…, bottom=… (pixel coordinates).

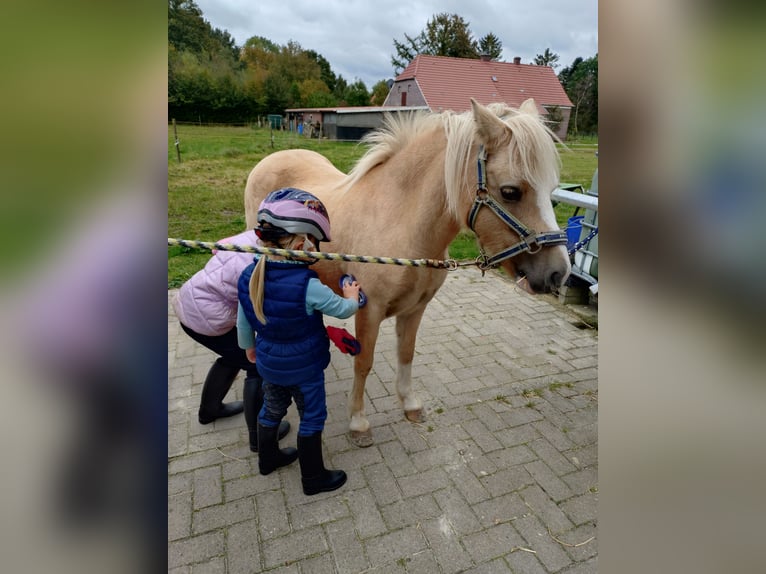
left=471, top=98, right=511, bottom=147
left=519, top=98, right=539, bottom=116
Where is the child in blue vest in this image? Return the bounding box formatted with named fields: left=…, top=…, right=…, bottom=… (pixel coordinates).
left=237, top=188, right=360, bottom=495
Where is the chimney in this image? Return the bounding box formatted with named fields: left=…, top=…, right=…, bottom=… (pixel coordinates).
left=479, top=53, right=491, bottom=62
left=513, top=56, right=521, bottom=65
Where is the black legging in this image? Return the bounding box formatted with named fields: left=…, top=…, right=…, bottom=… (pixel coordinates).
left=180, top=323, right=258, bottom=375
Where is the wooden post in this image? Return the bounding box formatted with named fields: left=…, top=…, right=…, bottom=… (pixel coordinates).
left=172, top=118, right=181, bottom=163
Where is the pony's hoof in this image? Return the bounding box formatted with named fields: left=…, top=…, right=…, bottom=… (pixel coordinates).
left=405, top=408, right=426, bottom=423
left=350, top=429, right=374, bottom=448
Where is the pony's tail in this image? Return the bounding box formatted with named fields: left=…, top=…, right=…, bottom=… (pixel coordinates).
left=249, top=256, right=268, bottom=324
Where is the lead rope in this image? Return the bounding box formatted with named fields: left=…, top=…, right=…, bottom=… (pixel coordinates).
left=168, top=238, right=467, bottom=270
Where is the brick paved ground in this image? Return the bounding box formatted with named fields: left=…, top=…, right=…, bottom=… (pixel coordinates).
left=168, top=267, right=598, bottom=573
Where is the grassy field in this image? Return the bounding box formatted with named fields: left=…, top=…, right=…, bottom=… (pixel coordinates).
left=168, top=124, right=597, bottom=287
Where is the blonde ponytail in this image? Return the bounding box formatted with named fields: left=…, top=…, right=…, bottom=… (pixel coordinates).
left=249, top=255, right=268, bottom=324
left=249, top=232, right=303, bottom=324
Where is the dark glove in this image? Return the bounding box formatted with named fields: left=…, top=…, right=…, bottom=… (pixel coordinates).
left=326, top=326, right=361, bottom=356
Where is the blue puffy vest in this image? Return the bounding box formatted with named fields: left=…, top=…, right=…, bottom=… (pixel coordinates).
left=238, top=260, right=330, bottom=385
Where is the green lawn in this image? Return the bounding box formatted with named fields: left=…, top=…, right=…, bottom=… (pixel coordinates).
left=168, top=124, right=597, bottom=287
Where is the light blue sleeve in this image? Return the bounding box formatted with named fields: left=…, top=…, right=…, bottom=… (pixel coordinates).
left=236, top=303, right=256, bottom=349
left=305, top=278, right=359, bottom=319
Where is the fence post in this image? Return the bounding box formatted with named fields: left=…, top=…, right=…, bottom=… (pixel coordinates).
left=172, top=118, right=181, bottom=163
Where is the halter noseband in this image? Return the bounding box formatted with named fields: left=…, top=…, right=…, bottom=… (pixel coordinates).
left=467, top=145, right=568, bottom=271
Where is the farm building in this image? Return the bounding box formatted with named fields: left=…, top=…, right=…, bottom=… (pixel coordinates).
left=383, top=54, right=573, bottom=140
left=284, top=106, right=429, bottom=141
left=286, top=54, right=573, bottom=141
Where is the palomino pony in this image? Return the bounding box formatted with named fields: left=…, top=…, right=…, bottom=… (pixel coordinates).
left=244, top=98, right=570, bottom=447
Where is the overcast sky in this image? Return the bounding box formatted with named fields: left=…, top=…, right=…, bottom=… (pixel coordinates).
left=194, top=0, right=597, bottom=88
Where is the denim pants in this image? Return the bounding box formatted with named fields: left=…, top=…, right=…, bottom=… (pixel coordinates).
left=259, top=377, right=327, bottom=436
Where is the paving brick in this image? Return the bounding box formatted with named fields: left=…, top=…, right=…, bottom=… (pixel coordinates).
left=225, top=519, right=262, bottom=574
left=524, top=460, right=573, bottom=502
left=261, top=526, right=328, bottom=569
left=396, top=467, right=450, bottom=498
left=460, top=558, right=514, bottom=573
left=480, top=465, right=535, bottom=498
left=404, top=549, right=441, bottom=573
left=169, top=491, right=193, bottom=541
left=324, top=517, right=370, bottom=574
left=190, top=556, right=225, bottom=574
left=445, top=460, right=492, bottom=505
left=288, top=495, right=349, bottom=530
left=167, top=267, right=598, bottom=572
left=224, top=474, right=272, bottom=501
left=561, top=466, right=598, bottom=496
left=433, top=486, right=483, bottom=535
left=513, top=513, right=572, bottom=572
left=560, top=556, right=598, bottom=574
left=519, top=484, right=574, bottom=534
left=504, top=550, right=548, bottom=574
left=472, top=492, right=530, bottom=529
left=297, top=552, right=336, bottom=574
left=193, top=498, right=255, bottom=534
left=529, top=437, right=577, bottom=475
left=559, top=523, right=597, bottom=562
left=168, top=531, right=224, bottom=569
left=193, top=466, right=222, bottom=509
left=253, top=488, right=291, bottom=537
left=420, top=516, right=475, bottom=573
left=463, top=523, right=526, bottom=563
left=344, top=488, right=387, bottom=538
left=381, top=494, right=440, bottom=530
left=559, top=493, right=598, bottom=526
left=363, top=525, right=428, bottom=566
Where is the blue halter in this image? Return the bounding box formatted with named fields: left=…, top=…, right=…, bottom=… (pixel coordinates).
left=467, top=145, right=568, bottom=271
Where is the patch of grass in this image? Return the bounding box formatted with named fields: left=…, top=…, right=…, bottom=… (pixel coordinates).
left=494, top=394, right=510, bottom=404
left=548, top=381, right=572, bottom=392
left=522, top=389, right=540, bottom=399
left=524, top=401, right=536, bottom=409
left=448, top=231, right=479, bottom=262
left=168, top=125, right=598, bottom=285
left=435, top=407, right=444, bottom=414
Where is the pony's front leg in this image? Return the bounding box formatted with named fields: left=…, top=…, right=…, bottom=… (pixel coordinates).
left=396, top=307, right=427, bottom=423
left=348, top=308, right=382, bottom=448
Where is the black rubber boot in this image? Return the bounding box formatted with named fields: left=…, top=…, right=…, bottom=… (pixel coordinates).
left=244, top=373, right=290, bottom=452
left=298, top=432, right=347, bottom=495
left=257, top=423, right=297, bottom=475
left=198, top=358, right=244, bottom=424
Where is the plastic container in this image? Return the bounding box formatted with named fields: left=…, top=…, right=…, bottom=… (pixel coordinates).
left=566, top=215, right=585, bottom=250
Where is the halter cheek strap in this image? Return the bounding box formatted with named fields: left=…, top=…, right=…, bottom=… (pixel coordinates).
left=468, top=145, right=568, bottom=271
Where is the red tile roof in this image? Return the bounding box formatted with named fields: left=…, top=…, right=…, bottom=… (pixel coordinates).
left=394, top=54, right=573, bottom=113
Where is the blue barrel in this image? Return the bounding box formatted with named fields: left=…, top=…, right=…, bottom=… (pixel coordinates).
left=566, top=215, right=584, bottom=250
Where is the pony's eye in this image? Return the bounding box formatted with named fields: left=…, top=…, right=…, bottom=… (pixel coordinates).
left=500, top=186, right=522, bottom=202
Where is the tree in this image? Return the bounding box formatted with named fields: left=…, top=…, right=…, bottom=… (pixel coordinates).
left=422, top=14, right=478, bottom=58
left=479, top=33, right=503, bottom=60
left=533, top=48, right=560, bottom=69
left=305, top=50, right=338, bottom=93
left=391, top=13, right=480, bottom=75
left=391, top=32, right=425, bottom=74
left=370, top=80, right=392, bottom=106
left=558, top=54, right=598, bottom=135
left=343, top=80, right=371, bottom=107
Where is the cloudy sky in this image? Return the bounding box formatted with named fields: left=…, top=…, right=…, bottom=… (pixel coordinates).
left=194, top=0, right=598, bottom=88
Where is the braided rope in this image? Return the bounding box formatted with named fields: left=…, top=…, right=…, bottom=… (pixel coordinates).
left=168, top=238, right=461, bottom=270
left=567, top=227, right=599, bottom=255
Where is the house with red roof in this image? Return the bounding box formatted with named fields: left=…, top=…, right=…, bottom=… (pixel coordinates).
left=382, top=54, right=573, bottom=140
